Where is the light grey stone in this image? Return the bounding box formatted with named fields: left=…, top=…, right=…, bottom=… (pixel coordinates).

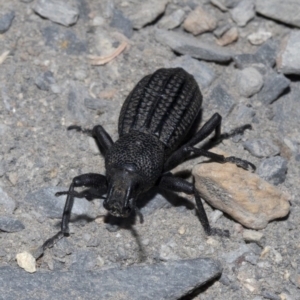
left=158, top=9, right=186, bottom=30
left=0, top=216, right=25, bottom=233
left=0, top=258, right=222, bottom=300
left=244, top=138, right=280, bottom=158
left=277, top=31, right=300, bottom=75
left=0, top=11, right=15, bottom=34
left=238, top=67, right=264, bottom=97
left=257, top=156, right=288, bottom=185
left=34, top=0, right=79, bottom=27
left=35, top=71, right=56, bottom=91
left=256, top=0, right=300, bottom=28
left=24, top=187, right=97, bottom=220
left=0, top=187, right=16, bottom=214
left=155, top=29, right=232, bottom=62
left=222, top=244, right=250, bottom=264
left=230, top=0, right=255, bottom=27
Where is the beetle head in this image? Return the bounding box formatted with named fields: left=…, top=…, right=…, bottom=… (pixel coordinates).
left=104, top=164, right=142, bottom=218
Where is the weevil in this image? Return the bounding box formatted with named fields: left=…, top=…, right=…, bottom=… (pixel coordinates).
left=43, top=68, right=255, bottom=248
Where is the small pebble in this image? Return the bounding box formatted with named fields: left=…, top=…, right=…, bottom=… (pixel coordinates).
left=238, top=67, right=264, bottom=97
left=178, top=225, right=186, bottom=235
left=16, top=252, right=36, bottom=273
left=243, top=229, right=265, bottom=246
left=243, top=138, right=280, bottom=158
left=216, top=27, right=238, bottom=46
left=248, top=31, right=272, bottom=45
left=230, top=0, right=255, bottom=27
left=0, top=11, right=15, bottom=34
left=158, top=9, right=185, bottom=30
left=0, top=216, right=25, bottom=233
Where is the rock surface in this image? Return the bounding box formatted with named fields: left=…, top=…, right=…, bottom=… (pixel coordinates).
left=192, top=157, right=290, bottom=229
left=237, top=67, right=263, bottom=97
left=216, top=27, right=239, bottom=46
left=243, top=138, right=280, bottom=158
left=230, top=0, right=255, bottom=27
left=0, top=216, right=25, bottom=232
left=0, top=258, right=222, bottom=300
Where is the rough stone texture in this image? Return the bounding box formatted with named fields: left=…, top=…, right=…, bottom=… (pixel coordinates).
left=216, top=27, right=238, bottom=46
left=35, top=71, right=56, bottom=91
left=237, top=67, right=263, bottom=97
left=243, top=230, right=264, bottom=245
left=155, top=29, right=232, bottom=62
left=256, top=0, right=300, bottom=28
left=230, top=0, right=255, bottom=27
left=158, top=9, right=186, bottom=30
left=256, top=70, right=290, bottom=105
left=192, top=157, right=290, bottom=229
left=34, top=0, right=79, bottom=27
left=16, top=252, right=36, bottom=273
left=168, top=55, right=216, bottom=89
left=247, top=31, right=272, bottom=45
left=0, top=258, right=222, bottom=300
left=0, top=11, right=15, bottom=34
left=183, top=6, right=217, bottom=35
left=243, top=138, right=280, bottom=158
left=0, top=187, right=16, bottom=214
left=257, top=156, right=288, bottom=185
left=0, top=216, right=25, bottom=232
left=24, top=187, right=97, bottom=220
left=110, top=9, right=133, bottom=38
left=277, top=31, right=300, bottom=75
left=127, top=0, right=168, bottom=29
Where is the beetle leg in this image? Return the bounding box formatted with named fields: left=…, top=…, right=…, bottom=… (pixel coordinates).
left=68, top=124, right=114, bottom=156
left=41, top=173, right=107, bottom=250
left=158, top=173, right=229, bottom=237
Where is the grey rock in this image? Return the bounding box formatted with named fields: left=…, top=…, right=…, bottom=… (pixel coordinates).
left=0, top=187, right=16, bottom=214
left=110, top=9, right=133, bottom=38
left=0, top=258, right=222, bottom=300
left=158, top=9, right=186, bottom=30
left=234, top=39, right=278, bottom=69
left=277, top=31, right=300, bottom=75
left=24, top=187, right=97, bottom=220
left=34, top=0, right=79, bottom=27
left=243, top=138, right=280, bottom=158
left=223, top=0, right=240, bottom=8
left=168, top=55, right=216, bottom=89
left=213, top=23, right=231, bottom=38
left=207, top=84, right=235, bottom=117
left=84, top=98, right=115, bottom=112
left=230, top=0, right=255, bottom=27
left=20, top=0, right=34, bottom=2
left=256, top=70, right=290, bottom=105
left=128, top=0, right=168, bottom=29
left=0, top=216, right=25, bottom=233
left=155, top=29, right=232, bottom=62
left=257, top=156, right=288, bottom=185
left=42, top=25, right=87, bottom=55
left=210, top=0, right=228, bottom=12
left=0, top=11, right=15, bottom=34
left=35, top=71, right=56, bottom=91
left=244, top=252, right=259, bottom=265
left=222, top=244, right=250, bottom=264
left=238, top=67, right=263, bottom=97
left=256, top=0, right=300, bottom=28
left=260, top=290, right=281, bottom=300
left=229, top=104, right=255, bottom=125
left=69, top=250, right=97, bottom=271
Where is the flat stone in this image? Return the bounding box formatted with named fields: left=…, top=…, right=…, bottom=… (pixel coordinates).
left=0, top=216, right=25, bottom=233
left=256, top=69, right=290, bottom=105
left=216, top=27, right=239, bottom=46
left=192, top=154, right=290, bottom=229
left=1, top=258, right=222, bottom=300
left=257, top=156, right=288, bottom=185
left=158, top=9, right=186, bottom=30
left=238, top=67, right=263, bottom=97
left=34, top=0, right=79, bottom=27
left=233, top=39, right=278, bottom=69
left=127, top=0, right=168, bottom=29
left=277, top=31, right=300, bottom=75
left=243, top=229, right=264, bottom=245
left=0, top=187, right=16, bottom=214
left=0, top=11, right=15, bottom=34
left=222, top=244, right=251, bottom=264
left=214, top=23, right=232, bottom=38
left=248, top=31, right=272, bottom=46
left=243, top=138, right=279, bottom=158
left=228, top=104, right=255, bottom=126
left=183, top=6, right=217, bottom=35
left=168, top=55, right=216, bottom=89
left=110, top=9, right=133, bottom=38
left=256, top=0, right=300, bottom=28
left=210, top=0, right=228, bottom=12
left=24, top=187, right=97, bottom=220
left=155, top=29, right=232, bottom=62
left=230, top=0, right=255, bottom=27
left=35, top=71, right=56, bottom=91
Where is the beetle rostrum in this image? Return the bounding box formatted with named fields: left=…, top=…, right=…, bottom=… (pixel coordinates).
left=42, top=68, right=255, bottom=249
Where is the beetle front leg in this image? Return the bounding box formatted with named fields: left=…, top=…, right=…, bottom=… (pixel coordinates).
left=158, top=173, right=229, bottom=237
left=42, top=173, right=107, bottom=250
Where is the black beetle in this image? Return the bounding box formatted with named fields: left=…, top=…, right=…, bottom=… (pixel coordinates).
left=43, top=68, right=254, bottom=248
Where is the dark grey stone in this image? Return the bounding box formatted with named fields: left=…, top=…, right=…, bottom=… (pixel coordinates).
left=34, top=0, right=79, bottom=27
left=260, top=290, right=281, bottom=300
left=243, top=138, right=280, bottom=158
left=213, top=23, right=232, bottom=38
left=168, top=55, right=216, bottom=89
left=0, top=187, right=16, bottom=214
left=257, top=71, right=290, bottom=105
left=155, top=29, right=232, bottom=62
left=233, top=39, right=278, bottom=69
left=42, top=25, right=87, bottom=55
left=35, top=71, right=55, bottom=91
left=222, top=244, right=250, bottom=264
left=24, top=187, right=96, bottom=220
left=110, top=9, right=133, bottom=38
left=257, top=156, right=288, bottom=185
left=0, top=258, right=222, bottom=300
left=207, top=84, right=236, bottom=117
left=69, top=250, right=97, bottom=271
left=0, top=11, right=15, bottom=34
left=0, top=216, right=25, bottom=233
